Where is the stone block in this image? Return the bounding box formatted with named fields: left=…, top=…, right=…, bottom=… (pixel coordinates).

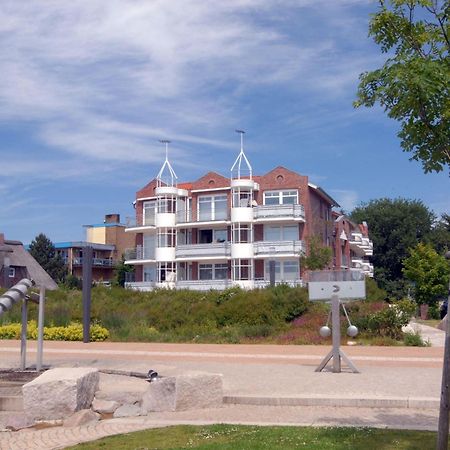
left=141, top=373, right=223, bottom=413
left=4, top=414, right=35, bottom=431
left=23, top=367, right=99, bottom=420
left=113, top=403, right=142, bottom=418
left=63, top=409, right=100, bottom=427
left=92, top=397, right=120, bottom=414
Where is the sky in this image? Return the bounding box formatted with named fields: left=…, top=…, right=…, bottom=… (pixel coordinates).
left=0, top=0, right=448, bottom=245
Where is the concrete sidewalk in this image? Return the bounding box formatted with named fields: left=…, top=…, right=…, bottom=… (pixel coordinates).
left=0, top=341, right=445, bottom=450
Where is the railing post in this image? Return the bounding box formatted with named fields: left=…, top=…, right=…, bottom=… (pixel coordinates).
left=20, top=298, right=28, bottom=370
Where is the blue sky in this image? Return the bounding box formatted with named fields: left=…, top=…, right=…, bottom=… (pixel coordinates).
left=0, top=0, right=448, bottom=244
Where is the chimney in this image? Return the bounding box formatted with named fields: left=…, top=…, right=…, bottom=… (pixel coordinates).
left=104, top=214, right=120, bottom=224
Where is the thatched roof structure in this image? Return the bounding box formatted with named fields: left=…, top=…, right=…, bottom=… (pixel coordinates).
left=1, top=238, right=58, bottom=290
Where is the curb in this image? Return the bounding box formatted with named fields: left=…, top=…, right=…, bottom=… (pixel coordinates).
left=223, top=395, right=439, bottom=409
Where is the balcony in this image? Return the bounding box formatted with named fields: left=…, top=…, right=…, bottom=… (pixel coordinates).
left=253, top=240, right=305, bottom=257
left=124, top=246, right=155, bottom=262
left=71, top=257, right=115, bottom=267
left=125, top=281, right=156, bottom=291
left=176, top=279, right=233, bottom=291
left=349, top=232, right=373, bottom=256
left=254, top=204, right=305, bottom=221
left=125, top=214, right=156, bottom=231
left=254, top=279, right=305, bottom=288
left=351, top=258, right=374, bottom=277
left=175, top=242, right=231, bottom=260
left=176, top=209, right=230, bottom=224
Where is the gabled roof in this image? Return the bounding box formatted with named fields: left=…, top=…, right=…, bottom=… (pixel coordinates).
left=4, top=240, right=58, bottom=290
left=308, top=182, right=340, bottom=207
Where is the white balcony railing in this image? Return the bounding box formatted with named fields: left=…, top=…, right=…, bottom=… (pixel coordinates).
left=124, top=246, right=155, bottom=261
left=254, top=204, right=305, bottom=221
left=254, top=279, right=305, bottom=288
left=176, top=279, right=233, bottom=290
left=175, top=242, right=231, bottom=259
left=71, top=257, right=115, bottom=267
left=253, top=240, right=305, bottom=256
left=126, top=214, right=156, bottom=228
left=349, top=232, right=373, bottom=256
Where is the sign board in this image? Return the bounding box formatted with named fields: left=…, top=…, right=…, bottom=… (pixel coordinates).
left=308, top=270, right=366, bottom=301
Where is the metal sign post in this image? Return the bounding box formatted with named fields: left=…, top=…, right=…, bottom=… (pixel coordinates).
left=314, top=292, right=359, bottom=373
left=308, top=270, right=365, bottom=374
left=82, top=246, right=93, bottom=343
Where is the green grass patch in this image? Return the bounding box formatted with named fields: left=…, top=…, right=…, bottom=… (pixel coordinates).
left=67, top=424, right=436, bottom=450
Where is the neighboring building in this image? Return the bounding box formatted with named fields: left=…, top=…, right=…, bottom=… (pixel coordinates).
left=123, top=139, right=372, bottom=291
left=55, top=241, right=116, bottom=282
left=84, top=214, right=136, bottom=260
left=333, top=214, right=374, bottom=277
left=55, top=213, right=136, bottom=283
left=0, top=233, right=58, bottom=290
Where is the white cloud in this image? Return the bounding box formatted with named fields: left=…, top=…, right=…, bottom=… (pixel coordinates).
left=0, top=0, right=376, bottom=171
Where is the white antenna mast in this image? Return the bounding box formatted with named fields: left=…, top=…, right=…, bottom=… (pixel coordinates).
left=231, top=129, right=252, bottom=180
left=156, top=139, right=178, bottom=187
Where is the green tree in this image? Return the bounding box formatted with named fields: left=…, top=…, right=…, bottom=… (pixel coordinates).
left=403, top=242, right=450, bottom=305
left=300, top=236, right=333, bottom=271
left=427, top=213, right=450, bottom=254
left=355, top=0, right=450, bottom=173
left=350, top=198, right=434, bottom=295
left=114, top=256, right=134, bottom=287
left=28, top=233, right=66, bottom=282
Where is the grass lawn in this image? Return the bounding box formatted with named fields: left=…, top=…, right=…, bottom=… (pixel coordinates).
left=68, top=424, right=437, bottom=450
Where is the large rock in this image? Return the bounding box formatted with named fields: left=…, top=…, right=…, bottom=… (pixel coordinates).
left=95, top=372, right=148, bottom=404
left=22, top=368, right=99, bottom=420
left=92, top=397, right=120, bottom=414
left=141, top=373, right=223, bottom=413
left=63, top=409, right=100, bottom=427
left=113, top=403, right=142, bottom=418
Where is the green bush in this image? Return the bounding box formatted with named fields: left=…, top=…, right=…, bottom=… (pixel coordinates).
left=403, top=331, right=430, bottom=347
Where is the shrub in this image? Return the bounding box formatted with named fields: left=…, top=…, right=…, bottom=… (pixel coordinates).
left=0, top=321, right=109, bottom=342
left=403, top=331, right=430, bottom=347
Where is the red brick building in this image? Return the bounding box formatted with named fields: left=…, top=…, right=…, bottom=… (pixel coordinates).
left=124, top=143, right=373, bottom=290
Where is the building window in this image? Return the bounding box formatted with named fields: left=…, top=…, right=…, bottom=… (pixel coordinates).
left=232, top=188, right=252, bottom=208
left=199, top=228, right=228, bottom=244
left=199, top=263, right=228, bottom=280
left=263, top=190, right=298, bottom=205
left=264, top=260, right=299, bottom=281
left=157, top=228, right=176, bottom=247
left=232, top=259, right=252, bottom=280
left=8, top=267, right=15, bottom=278
left=143, top=200, right=156, bottom=225
left=157, top=195, right=176, bottom=214
left=143, top=264, right=156, bottom=282
left=198, top=195, right=227, bottom=221
left=263, top=225, right=298, bottom=241
left=232, top=223, right=252, bottom=243
left=157, top=262, right=176, bottom=282
left=143, top=235, right=156, bottom=259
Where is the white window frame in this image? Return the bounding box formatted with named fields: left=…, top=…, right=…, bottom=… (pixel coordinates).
left=264, top=260, right=299, bottom=281
left=157, top=228, right=176, bottom=247
left=263, top=225, right=298, bottom=241
left=232, top=223, right=253, bottom=243
left=8, top=267, right=15, bottom=278
left=263, top=190, right=298, bottom=205
left=198, top=194, right=227, bottom=221
left=143, top=200, right=156, bottom=225
left=199, top=263, right=229, bottom=280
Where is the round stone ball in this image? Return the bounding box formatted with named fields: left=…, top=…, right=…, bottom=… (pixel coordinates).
left=319, top=326, right=331, bottom=338
left=347, top=325, right=358, bottom=337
